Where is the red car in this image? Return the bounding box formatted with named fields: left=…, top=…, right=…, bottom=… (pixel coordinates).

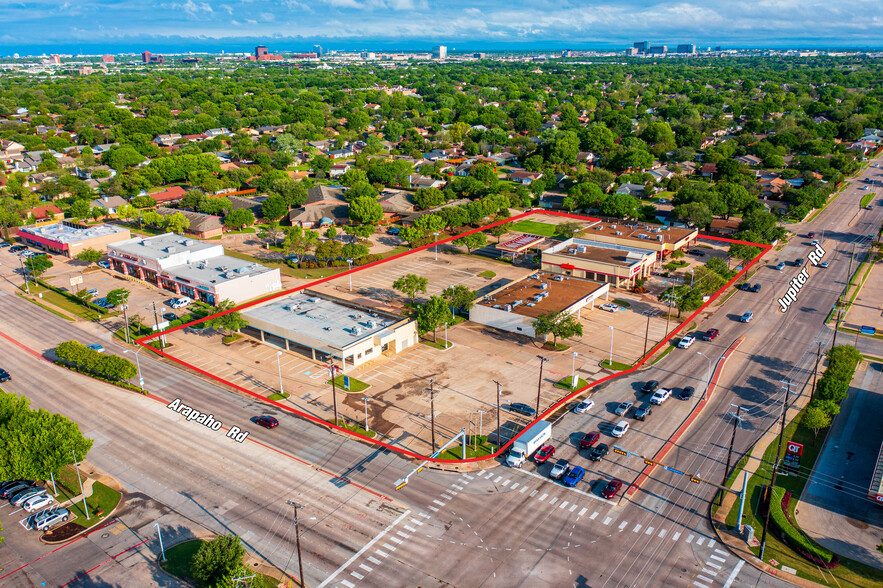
left=601, top=478, right=623, bottom=499
left=255, top=416, right=279, bottom=429
left=535, top=445, right=555, bottom=464
left=579, top=431, right=600, bottom=450
left=702, top=328, right=719, bottom=341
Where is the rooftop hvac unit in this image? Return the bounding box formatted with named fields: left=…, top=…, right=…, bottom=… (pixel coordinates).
left=638, top=234, right=648, bottom=239
left=166, top=246, right=176, bottom=253
left=184, top=239, right=194, bottom=246
left=577, top=246, right=586, bottom=253
left=493, top=305, right=501, bottom=309
left=352, top=326, right=362, bottom=335
left=526, top=302, right=536, bottom=307
left=553, top=275, right=564, bottom=281
left=614, top=231, right=623, bottom=235
left=323, top=326, right=332, bottom=331
left=513, top=300, right=523, bottom=307
left=504, top=304, right=512, bottom=312
left=657, top=235, right=664, bottom=241
left=540, top=283, right=548, bottom=290
left=367, top=319, right=376, bottom=328
left=533, top=295, right=543, bottom=302
left=530, top=274, right=539, bottom=279
left=610, top=224, right=617, bottom=229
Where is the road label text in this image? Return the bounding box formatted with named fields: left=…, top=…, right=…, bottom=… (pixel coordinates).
left=167, top=398, right=223, bottom=431
left=777, top=242, right=826, bottom=313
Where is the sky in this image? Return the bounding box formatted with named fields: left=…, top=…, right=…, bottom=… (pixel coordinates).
left=1, top=0, right=882, bottom=54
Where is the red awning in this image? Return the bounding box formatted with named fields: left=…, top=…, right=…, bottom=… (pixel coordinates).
left=560, top=263, right=576, bottom=270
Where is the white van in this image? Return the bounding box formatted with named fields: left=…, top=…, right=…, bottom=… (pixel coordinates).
left=611, top=420, right=630, bottom=438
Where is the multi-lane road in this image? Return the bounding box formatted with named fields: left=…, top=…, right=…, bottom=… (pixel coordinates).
left=0, top=154, right=881, bottom=587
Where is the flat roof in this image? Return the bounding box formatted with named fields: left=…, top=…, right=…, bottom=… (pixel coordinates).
left=242, top=292, right=405, bottom=351
left=108, top=233, right=217, bottom=260
left=476, top=272, right=607, bottom=319
left=581, top=220, right=696, bottom=245
left=165, top=255, right=276, bottom=286
left=20, top=222, right=128, bottom=244
left=545, top=238, right=653, bottom=268
left=497, top=234, right=546, bottom=253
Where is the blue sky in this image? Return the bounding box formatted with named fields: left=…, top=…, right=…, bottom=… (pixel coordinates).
left=1, top=0, right=881, bottom=54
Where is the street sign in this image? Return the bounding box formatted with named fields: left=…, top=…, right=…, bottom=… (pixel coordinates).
left=70, top=276, right=83, bottom=286
left=662, top=465, right=685, bottom=475
left=343, top=375, right=350, bottom=390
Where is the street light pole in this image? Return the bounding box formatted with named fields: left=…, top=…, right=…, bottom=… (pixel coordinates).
left=18, top=256, right=30, bottom=294
left=276, top=350, right=284, bottom=396
left=642, top=311, right=652, bottom=357
left=810, top=340, right=823, bottom=402
left=286, top=501, right=306, bottom=588
left=570, top=351, right=578, bottom=388
left=123, top=348, right=145, bottom=390
left=433, top=232, right=439, bottom=261
left=608, top=326, right=614, bottom=367
left=326, top=359, right=339, bottom=426
left=362, top=396, right=370, bottom=433
left=760, top=380, right=791, bottom=561
left=154, top=522, right=166, bottom=562
left=346, top=258, right=353, bottom=291
left=536, top=356, right=548, bottom=416
left=493, top=380, right=502, bottom=450
left=696, top=351, right=713, bottom=402
left=122, top=304, right=131, bottom=344
left=720, top=404, right=743, bottom=506
left=429, top=378, right=437, bottom=451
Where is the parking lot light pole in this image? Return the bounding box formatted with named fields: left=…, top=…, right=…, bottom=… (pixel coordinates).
left=493, top=380, right=502, bottom=450
left=362, top=396, right=370, bottom=433
left=154, top=522, right=166, bottom=562
left=276, top=351, right=284, bottom=396
left=571, top=352, right=578, bottom=388
left=18, top=256, right=30, bottom=294
left=72, top=450, right=90, bottom=520
left=608, top=326, right=615, bottom=367
left=433, top=232, right=440, bottom=261
left=346, top=258, right=353, bottom=291
left=536, top=356, right=549, bottom=417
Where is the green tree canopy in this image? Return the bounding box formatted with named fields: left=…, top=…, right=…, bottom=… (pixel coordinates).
left=75, top=247, right=103, bottom=264
left=392, top=273, right=428, bottom=304
left=532, top=311, right=583, bottom=346
left=191, top=534, right=247, bottom=588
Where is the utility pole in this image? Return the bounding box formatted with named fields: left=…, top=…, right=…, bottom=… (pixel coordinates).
left=535, top=356, right=548, bottom=417
left=428, top=378, right=437, bottom=451
left=642, top=310, right=652, bottom=356
left=833, top=242, right=858, bottom=349
left=286, top=501, right=306, bottom=588
left=810, top=340, right=823, bottom=402
left=18, top=256, right=30, bottom=294
left=760, top=379, right=791, bottom=561
left=493, top=380, right=502, bottom=450
left=362, top=396, right=370, bottom=433
left=720, top=405, right=743, bottom=506
left=122, top=304, right=131, bottom=344
left=151, top=301, right=165, bottom=348
left=326, top=358, right=340, bottom=426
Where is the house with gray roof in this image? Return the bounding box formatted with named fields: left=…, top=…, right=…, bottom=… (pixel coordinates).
left=156, top=207, right=223, bottom=239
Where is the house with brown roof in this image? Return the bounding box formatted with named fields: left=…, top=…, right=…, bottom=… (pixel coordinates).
left=156, top=207, right=223, bottom=239
left=287, top=185, right=350, bottom=228
left=149, top=186, right=187, bottom=205
left=700, top=162, right=717, bottom=178
left=379, top=191, right=415, bottom=223
left=28, top=205, right=64, bottom=222
left=510, top=170, right=543, bottom=185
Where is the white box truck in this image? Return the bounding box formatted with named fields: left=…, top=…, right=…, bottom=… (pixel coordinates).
left=506, top=421, right=552, bottom=467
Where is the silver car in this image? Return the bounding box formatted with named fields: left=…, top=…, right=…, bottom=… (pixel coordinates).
left=11, top=487, right=47, bottom=507
left=21, top=507, right=70, bottom=531
left=23, top=493, right=55, bottom=513
left=614, top=401, right=633, bottom=416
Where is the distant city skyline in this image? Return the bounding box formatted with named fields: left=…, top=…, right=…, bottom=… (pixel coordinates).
left=0, top=0, right=881, bottom=55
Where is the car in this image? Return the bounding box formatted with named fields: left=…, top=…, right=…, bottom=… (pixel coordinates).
left=687, top=249, right=705, bottom=257
left=11, top=487, right=47, bottom=506
left=87, top=344, right=105, bottom=353
left=23, top=493, right=55, bottom=513
left=97, top=260, right=111, bottom=269
left=509, top=403, right=536, bottom=417
left=599, top=303, right=620, bottom=313
left=677, top=335, right=695, bottom=349
left=0, top=479, right=32, bottom=493
left=819, top=261, right=829, bottom=268
left=572, top=400, right=594, bottom=414
left=534, top=445, right=555, bottom=464
left=863, top=186, right=870, bottom=190
left=614, top=401, right=633, bottom=416
left=601, top=478, right=623, bottom=499
left=650, top=388, right=672, bottom=405
left=736, top=282, right=751, bottom=291
left=702, top=329, right=719, bottom=341
left=811, top=239, right=819, bottom=246
left=677, top=386, right=695, bottom=401
left=807, top=232, right=815, bottom=238
left=86, top=288, right=99, bottom=296
left=641, top=381, right=659, bottom=394
left=170, top=297, right=193, bottom=309
left=22, top=507, right=70, bottom=531
left=163, top=312, right=178, bottom=322
left=794, top=258, right=804, bottom=266
left=386, top=227, right=401, bottom=235
left=775, top=262, right=785, bottom=271
left=579, top=431, right=600, bottom=450
left=549, top=459, right=569, bottom=480
left=255, top=416, right=279, bottom=429
left=611, top=420, right=630, bottom=438
left=589, top=443, right=609, bottom=461
left=740, top=311, right=754, bottom=323
left=284, top=255, right=300, bottom=263
left=634, top=403, right=653, bottom=421
left=0, top=368, right=10, bottom=382
left=749, top=283, right=762, bottom=293
left=563, top=466, right=585, bottom=487
left=0, top=481, right=34, bottom=499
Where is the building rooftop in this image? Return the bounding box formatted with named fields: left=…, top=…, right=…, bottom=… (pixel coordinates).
left=476, top=271, right=607, bottom=319
left=20, top=221, right=128, bottom=244
left=166, top=255, right=276, bottom=287
left=108, top=233, right=218, bottom=260
left=242, top=292, right=405, bottom=351
left=497, top=233, right=546, bottom=253
left=581, top=220, right=696, bottom=246
left=545, top=238, right=654, bottom=268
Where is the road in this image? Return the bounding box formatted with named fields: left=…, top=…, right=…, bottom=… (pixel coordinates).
left=0, top=153, right=881, bottom=587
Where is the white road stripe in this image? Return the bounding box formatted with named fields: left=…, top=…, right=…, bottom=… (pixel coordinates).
left=618, top=521, right=628, bottom=531
left=501, top=480, right=510, bottom=487
left=705, top=562, right=722, bottom=570
left=510, top=483, right=519, bottom=490
left=427, top=506, right=438, bottom=512
left=539, top=493, right=548, bottom=501
left=714, top=548, right=729, bottom=556
left=672, top=531, right=681, bottom=541
left=367, top=557, right=381, bottom=565
left=701, top=569, right=717, bottom=576
left=340, top=580, right=355, bottom=588
left=710, top=555, right=726, bottom=563
left=603, top=517, right=613, bottom=525
left=581, top=508, right=590, bottom=517
left=520, top=486, right=528, bottom=493
left=708, top=540, right=716, bottom=549
left=697, top=575, right=714, bottom=584
left=658, top=529, right=666, bottom=538
left=696, top=537, right=705, bottom=546
left=686, top=534, right=694, bottom=543
left=382, top=542, right=397, bottom=551
left=396, top=531, right=409, bottom=538
left=390, top=536, right=403, bottom=544
left=722, top=560, right=745, bottom=588
left=359, top=564, right=373, bottom=572
left=645, top=526, right=654, bottom=535
left=633, top=524, right=642, bottom=533
left=432, top=499, right=445, bottom=506
left=569, top=504, right=578, bottom=512
left=530, top=490, right=538, bottom=497
left=351, top=571, right=364, bottom=580
left=494, top=476, right=503, bottom=483
left=549, top=497, right=559, bottom=505
left=404, top=525, right=416, bottom=532
left=375, top=550, right=389, bottom=558
left=693, top=583, right=710, bottom=588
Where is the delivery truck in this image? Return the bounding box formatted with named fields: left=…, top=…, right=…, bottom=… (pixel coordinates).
left=506, top=421, right=552, bottom=467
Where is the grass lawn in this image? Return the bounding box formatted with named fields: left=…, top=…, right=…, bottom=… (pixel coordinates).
left=437, top=436, right=496, bottom=460
left=223, top=227, right=257, bottom=235
left=555, top=376, right=590, bottom=390
left=222, top=333, right=243, bottom=344
left=600, top=360, right=632, bottom=371
left=860, top=193, right=874, bottom=208
left=612, top=298, right=632, bottom=308
left=31, top=285, right=118, bottom=322
left=328, top=374, right=370, bottom=392
left=509, top=219, right=560, bottom=237
left=651, top=342, right=677, bottom=365
left=268, top=391, right=290, bottom=401
left=478, top=270, right=497, bottom=279
left=66, top=481, right=121, bottom=527
left=422, top=339, right=453, bottom=350
left=161, top=539, right=280, bottom=588
left=17, top=291, right=75, bottom=321
left=333, top=419, right=377, bottom=438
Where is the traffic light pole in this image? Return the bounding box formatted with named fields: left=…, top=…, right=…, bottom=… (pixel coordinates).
left=760, top=380, right=791, bottom=562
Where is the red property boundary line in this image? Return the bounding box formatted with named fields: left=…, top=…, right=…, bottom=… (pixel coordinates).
left=135, top=210, right=772, bottom=464
left=624, top=336, right=745, bottom=497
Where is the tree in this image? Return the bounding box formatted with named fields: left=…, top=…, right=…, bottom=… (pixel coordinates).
left=324, top=226, right=338, bottom=240
left=198, top=196, right=232, bottom=216
left=105, top=288, right=130, bottom=307
left=164, top=212, right=191, bottom=234
left=75, top=248, right=103, bottom=265
left=659, top=285, right=704, bottom=318
left=116, top=203, right=136, bottom=222
left=24, top=255, right=53, bottom=278
left=348, top=196, right=384, bottom=225
left=400, top=226, right=426, bottom=248
left=68, top=199, right=91, bottom=219
left=76, top=289, right=94, bottom=306
left=392, top=274, right=428, bottom=304
left=599, top=193, right=640, bottom=219
left=260, top=195, right=288, bottom=221
left=205, top=299, right=248, bottom=336
left=456, top=232, right=487, bottom=253
left=489, top=222, right=510, bottom=243
left=444, top=284, right=476, bottom=314
left=224, top=209, right=255, bottom=229
left=673, top=201, right=713, bottom=228
left=191, top=534, right=246, bottom=588
left=554, top=222, right=582, bottom=240
left=532, top=311, right=583, bottom=346
left=415, top=295, right=455, bottom=342
left=414, top=187, right=445, bottom=210
left=803, top=403, right=832, bottom=441
left=104, top=146, right=145, bottom=171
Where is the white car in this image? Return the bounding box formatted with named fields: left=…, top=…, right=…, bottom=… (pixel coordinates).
left=650, top=388, right=672, bottom=405
left=23, top=493, right=55, bottom=513
left=170, top=297, right=192, bottom=309
left=87, top=344, right=105, bottom=353
left=611, top=420, right=630, bottom=438
left=572, top=400, right=595, bottom=414
left=677, top=335, right=695, bottom=349
left=599, top=303, right=620, bottom=313
left=97, top=260, right=111, bottom=269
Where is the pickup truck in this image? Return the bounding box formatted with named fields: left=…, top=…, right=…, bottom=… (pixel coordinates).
left=650, top=388, right=672, bottom=405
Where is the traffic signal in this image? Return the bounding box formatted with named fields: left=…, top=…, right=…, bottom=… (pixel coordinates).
left=643, top=459, right=654, bottom=466
left=690, top=477, right=701, bottom=484
left=613, top=447, right=627, bottom=456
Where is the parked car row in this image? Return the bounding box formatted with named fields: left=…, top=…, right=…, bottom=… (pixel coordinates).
left=0, top=479, right=62, bottom=525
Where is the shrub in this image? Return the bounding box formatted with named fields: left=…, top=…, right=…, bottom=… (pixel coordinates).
left=55, top=340, right=137, bottom=381
left=769, top=486, right=837, bottom=567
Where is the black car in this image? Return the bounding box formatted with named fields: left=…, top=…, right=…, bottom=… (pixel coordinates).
left=589, top=443, right=609, bottom=462
left=634, top=403, right=653, bottom=421
left=795, top=258, right=804, bottom=266
left=163, top=313, right=178, bottom=322
left=688, top=249, right=705, bottom=257
left=0, top=479, right=32, bottom=493
left=641, top=380, right=659, bottom=394
left=0, top=368, right=10, bottom=382
left=749, top=283, right=762, bottom=293
left=737, top=282, right=751, bottom=291
left=677, top=386, right=695, bottom=401
left=0, top=480, right=35, bottom=499
left=509, top=402, right=537, bottom=417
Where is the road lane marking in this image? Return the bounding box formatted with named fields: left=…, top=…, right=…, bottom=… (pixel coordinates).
left=351, top=571, right=364, bottom=580
left=502, top=480, right=511, bottom=487
left=714, top=549, right=728, bottom=556
left=359, top=564, right=373, bottom=572
left=316, top=509, right=410, bottom=588
left=404, top=525, right=416, bottom=532
left=375, top=550, right=388, bottom=558
left=697, top=575, right=714, bottom=584
left=708, top=540, right=716, bottom=549
left=701, top=569, right=717, bottom=576
left=705, top=562, right=722, bottom=570
left=633, top=524, right=642, bottom=533
left=432, top=499, right=445, bottom=506
left=603, top=517, right=612, bottom=525
left=658, top=529, right=666, bottom=538
left=644, top=526, right=654, bottom=535
left=396, top=531, right=409, bottom=538
left=418, top=512, right=430, bottom=518
left=539, top=493, right=548, bottom=501
left=382, top=542, right=397, bottom=551
left=618, top=521, right=628, bottom=531
left=452, top=485, right=464, bottom=490
left=569, top=504, right=578, bottom=512
left=693, top=583, right=710, bottom=588
left=520, top=486, right=528, bottom=493
left=409, top=519, right=422, bottom=526
left=696, top=537, right=705, bottom=546
left=530, top=490, right=538, bottom=497
left=427, top=506, right=438, bottom=512
left=494, top=476, right=503, bottom=483
left=367, top=557, right=381, bottom=565
left=340, top=580, right=355, bottom=588
left=686, top=534, right=694, bottom=543
left=510, top=483, right=519, bottom=490
left=672, top=531, right=681, bottom=541
left=722, top=560, right=745, bottom=588
left=559, top=501, right=568, bottom=509
left=390, top=537, right=403, bottom=544
left=710, top=555, right=726, bottom=563
left=549, top=497, right=558, bottom=505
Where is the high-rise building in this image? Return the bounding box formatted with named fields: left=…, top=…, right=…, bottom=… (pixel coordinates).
left=633, top=41, right=649, bottom=54
left=625, top=47, right=639, bottom=56
left=676, top=44, right=697, bottom=54
left=49, top=54, right=61, bottom=65
left=255, top=45, right=269, bottom=59
left=313, top=45, right=324, bottom=57
left=474, top=52, right=487, bottom=59
left=432, top=45, right=447, bottom=60
left=141, top=51, right=165, bottom=64
left=648, top=45, right=668, bottom=55
left=360, top=51, right=376, bottom=60
left=101, top=54, right=114, bottom=63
